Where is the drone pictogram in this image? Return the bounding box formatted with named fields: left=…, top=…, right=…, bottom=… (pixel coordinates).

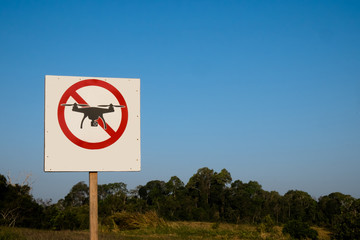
left=61, top=103, right=125, bottom=130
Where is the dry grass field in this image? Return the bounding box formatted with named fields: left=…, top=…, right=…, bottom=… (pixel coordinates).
left=0, top=222, right=331, bottom=240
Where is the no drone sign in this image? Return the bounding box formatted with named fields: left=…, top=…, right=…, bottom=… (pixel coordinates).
left=44, top=75, right=140, bottom=172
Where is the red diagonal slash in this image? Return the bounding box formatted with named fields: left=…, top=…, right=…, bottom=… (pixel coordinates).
left=71, top=91, right=116, bottom=137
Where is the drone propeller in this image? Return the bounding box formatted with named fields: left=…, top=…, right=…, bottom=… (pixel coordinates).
left=98, top=104, right=125, bottom=108
left=61, top=103, right=89, bottom=107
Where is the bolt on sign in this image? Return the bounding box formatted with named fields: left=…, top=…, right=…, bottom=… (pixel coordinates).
left=44, top=75, right=140, bottom=172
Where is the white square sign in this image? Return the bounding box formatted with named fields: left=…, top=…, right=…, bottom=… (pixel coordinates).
left=44, top=75, right=140, bottom=171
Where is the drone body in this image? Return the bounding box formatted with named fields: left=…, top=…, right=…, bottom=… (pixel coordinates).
left=61, top=103, right=125, bottom=129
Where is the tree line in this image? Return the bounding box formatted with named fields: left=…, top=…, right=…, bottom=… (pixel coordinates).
left=0, top=167, right=359, bottom=239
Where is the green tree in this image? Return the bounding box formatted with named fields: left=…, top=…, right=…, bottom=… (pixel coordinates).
left=98, top=182, right=128, bottom=216
left=317, top=192, right=354, bottom=227
left=262, top=191, right=282, bottom=223
left=138, top=180, right=166, bottom=211
left=165, top=176, right=184, bottom=199
left=283, top=190, right=317, bottom=223
left=63, top=181, right=89, bottom=207
left=331, top=197, right=360, bottom=239
left=48, top=181, right=91, bottom=230
left=244, top=181, right=265, bottom=223
left=99, top=182, right=127, bottom=200
left=0, top=174, right=44, bottom=228
left=186, top=167, right=215, bottom=220
left=187, top=167, right=214, bottom=208
left=209, top=169, right=232, bottom=220
left=162, top=176, right=186, bottom=220
left=226, top=180, right=268, bottom=223
left=226, top=180, right=245, bottom=223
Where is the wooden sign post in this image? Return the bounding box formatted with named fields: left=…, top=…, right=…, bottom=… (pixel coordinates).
left=89, top=172, right=98, bottom=240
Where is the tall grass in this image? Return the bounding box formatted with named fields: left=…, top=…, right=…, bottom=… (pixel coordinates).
left=100, top=210, right=166, bottom=232
left=0, top=211, right=331, bottom=240
left=0, top=227, right=26, bottom=240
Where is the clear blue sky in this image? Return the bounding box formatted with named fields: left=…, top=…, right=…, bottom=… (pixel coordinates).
left=0, top=0, right=359, bottom=201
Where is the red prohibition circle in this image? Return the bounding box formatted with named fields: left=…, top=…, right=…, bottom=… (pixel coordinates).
left=58, top=79, right=128, bottom=150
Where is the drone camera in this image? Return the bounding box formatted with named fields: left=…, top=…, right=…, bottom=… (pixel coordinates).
left=91, top=120, right=99, bottom=127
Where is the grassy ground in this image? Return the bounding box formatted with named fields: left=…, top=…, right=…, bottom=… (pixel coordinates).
left=0, top=222, right=331, bottom=240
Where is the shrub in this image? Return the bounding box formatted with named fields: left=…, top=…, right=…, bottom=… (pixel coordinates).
left=282, top=220, right=318, bottom=240
left=109, top=212, right=141, bottom=230
left=51, top=206, right=89, bottom=230
left=263, top=215, right=276, bottom=232
left=101, top=211, right=166, bottom=231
